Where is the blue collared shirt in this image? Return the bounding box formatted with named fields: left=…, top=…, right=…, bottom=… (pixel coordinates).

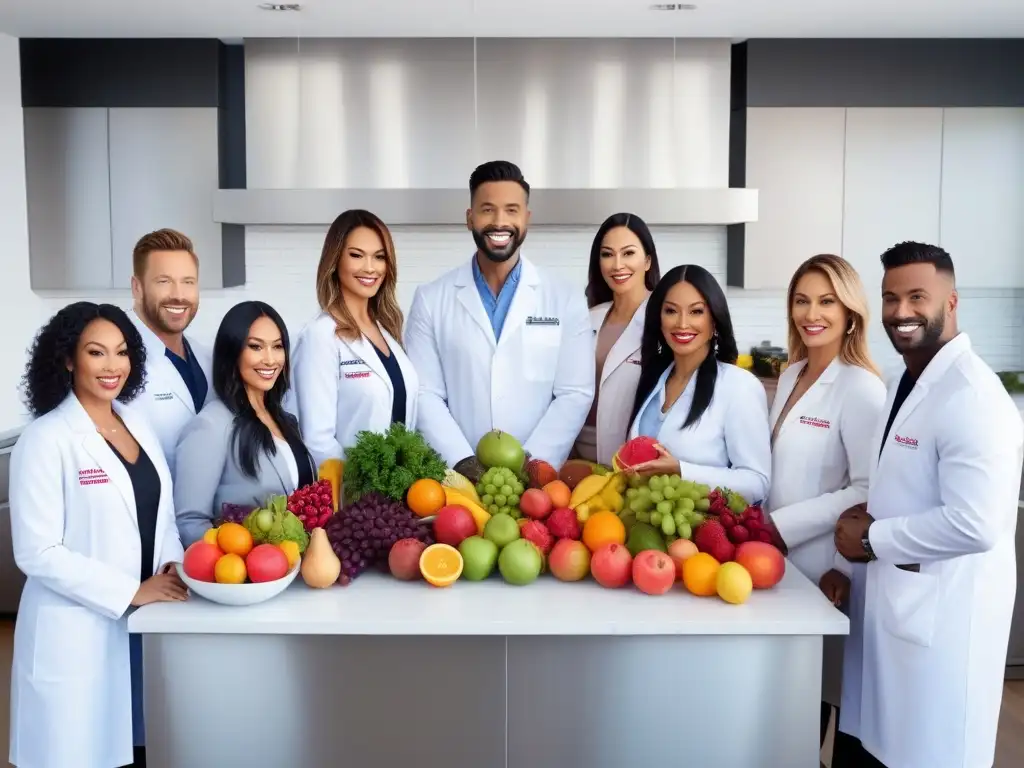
left=473, top=256, right=522, bottom=340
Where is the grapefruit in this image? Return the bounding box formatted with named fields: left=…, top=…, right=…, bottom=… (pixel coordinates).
left=183, top=541, right=222, bottom=583
left=612, top=436, right=660, bottom=471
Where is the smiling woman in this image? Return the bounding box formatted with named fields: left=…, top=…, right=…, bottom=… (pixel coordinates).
left=10, top=301, right=187, bottom=768
left=288, top=209, right=420, bottom=467
left=173, top=301, right=315, bottom=548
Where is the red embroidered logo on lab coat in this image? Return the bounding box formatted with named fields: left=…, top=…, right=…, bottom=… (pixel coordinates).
left=344, top=371, right=371, bottom=379
left=799, top=416, right=831, bottom=429
left=79, top=468, right=109, bottom=485
left=894, top=434, right=919, bottom=449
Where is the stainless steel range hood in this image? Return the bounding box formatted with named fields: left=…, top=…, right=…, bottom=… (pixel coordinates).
left=218, top=38, right=757, bottom=227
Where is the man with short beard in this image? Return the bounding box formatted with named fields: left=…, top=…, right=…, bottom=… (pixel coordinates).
left=832, top=242, right=1022, bottom=768
left=405, top=160, right=594, bottom=479
left=127, top=228, right=213, bottom=474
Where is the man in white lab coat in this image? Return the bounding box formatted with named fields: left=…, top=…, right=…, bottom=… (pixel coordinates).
left=404, top=160, right=594, bottom=479
left=126, top=228, right=213, bottom=473
left=833, top=241, right=1023, bottom=768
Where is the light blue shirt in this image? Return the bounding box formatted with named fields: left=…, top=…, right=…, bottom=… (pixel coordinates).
left=473, top=256, right=522, bottom=340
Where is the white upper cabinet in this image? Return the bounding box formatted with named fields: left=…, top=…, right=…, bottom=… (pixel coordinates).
left=741, top=107, right=846, bottom=289
left=939, top=108, right=1024, bottom=288
left=841, top=108, right=944, bottom=368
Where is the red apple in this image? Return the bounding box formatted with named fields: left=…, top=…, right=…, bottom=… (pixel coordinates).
left=632, top=550, right=676, bottom=596
left=433, top=505, right=477, bottom=548
left=734, top=541, right=786, bottom=589
left=519, top=488, right=553, bottom=520
left=548, top=539, right=591, bottom=581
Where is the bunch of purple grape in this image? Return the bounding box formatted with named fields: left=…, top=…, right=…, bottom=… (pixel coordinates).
left=325, top=491, right=434, bottom=581
left=220, top=503, right=258, bottom=525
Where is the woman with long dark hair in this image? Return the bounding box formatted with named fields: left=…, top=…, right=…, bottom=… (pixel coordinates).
left=574, top=213, right=661, bottom=465
left=9, top=302, right=186, bottom=768
left=174, top=301, right=314, bottom=547
left=627, top=266, right=771, bottom=504
left=290, top=209, right=418, bottom=467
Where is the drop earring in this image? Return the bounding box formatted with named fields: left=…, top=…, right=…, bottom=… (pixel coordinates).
left=847, top=323, right=855, bottom=336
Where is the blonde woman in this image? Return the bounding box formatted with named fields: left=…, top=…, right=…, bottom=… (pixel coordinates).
left=290, top=209, right=417, bottom=466
left=762, top=254, right=886, bottom=748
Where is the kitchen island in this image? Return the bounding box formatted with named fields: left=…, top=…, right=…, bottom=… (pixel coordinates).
left=129, top=567, right=847, bottom=768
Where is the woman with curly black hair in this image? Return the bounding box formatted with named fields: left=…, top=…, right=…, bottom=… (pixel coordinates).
left=8, top=302, right=187, bottom=768
left=174, top=301, right=315, bottom=547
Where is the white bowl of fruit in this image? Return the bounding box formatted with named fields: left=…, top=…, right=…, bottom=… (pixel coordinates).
left=178, top=523, right=302, bottom=606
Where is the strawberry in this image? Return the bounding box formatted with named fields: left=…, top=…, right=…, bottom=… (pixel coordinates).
left=728, top=523, right=750, bottom=544
left=693, top=519, right=736, bottom=563
left=718, top=512, right=736, bottom=528
left=756, top=529, right=773, bottom=544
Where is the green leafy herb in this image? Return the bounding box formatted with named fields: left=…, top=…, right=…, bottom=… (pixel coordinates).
left=342, top=423, right=447, bottom=502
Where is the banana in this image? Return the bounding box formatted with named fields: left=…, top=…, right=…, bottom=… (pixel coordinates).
left=442, top=469, right=481, bottom=504
left=443, top=487, right=491, bottom=534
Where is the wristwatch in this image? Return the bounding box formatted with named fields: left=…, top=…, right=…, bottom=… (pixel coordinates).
left=861, top=523, right=877, bottom=562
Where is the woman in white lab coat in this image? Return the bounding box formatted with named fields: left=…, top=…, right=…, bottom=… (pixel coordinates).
left=574, top=213, right=661, bottom=466
left=763, top=254, right=887, bottom=748
left=291, top=210, right=418, bottom=467
left=9, top=302, right=187, bottom=768
left=175, top=301, right=316, bottom=547
left=627, top=265, right=772, bottom=505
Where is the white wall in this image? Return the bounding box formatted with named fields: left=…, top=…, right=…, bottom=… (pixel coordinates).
left=0, top=34, right=40, bottom=428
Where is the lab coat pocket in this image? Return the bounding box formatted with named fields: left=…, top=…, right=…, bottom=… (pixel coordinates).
left=523, top=326, right=562, bottom=383
left=878, top=565, right=939, bottom=647
left=32, top=605, right=109, bottom=681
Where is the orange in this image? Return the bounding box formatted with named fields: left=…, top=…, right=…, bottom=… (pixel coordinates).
left=543, top=480, right=571, bottom=509
left=278, top=540, right=301, bottom=570
left=202, top=527, right=220, bottom=546
left=419, top=543, right=464, bottom=587
left=683, top=552, right=721, bottom=597
left=214, top=553, right=247, bottom=584
left=407, top=478, right=447, bottom=518
left=217, top=522, right=253, bottom=557
left=581, top=510, right=626, bottom=553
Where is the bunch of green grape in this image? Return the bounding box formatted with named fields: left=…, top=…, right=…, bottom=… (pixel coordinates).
left=624, top=474, right=711, bottom=540
left=476, top=466, right=525, bottom=519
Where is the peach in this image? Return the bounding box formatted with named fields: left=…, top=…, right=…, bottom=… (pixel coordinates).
left=734, top=541, right=786, bottom=589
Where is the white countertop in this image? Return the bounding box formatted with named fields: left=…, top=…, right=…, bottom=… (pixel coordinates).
left=128, top=567, right=849, bottom=637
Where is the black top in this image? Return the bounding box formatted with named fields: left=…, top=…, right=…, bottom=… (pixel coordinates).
left=879, top=370, right=918, bottom=458
left=165, top=337, right=208, bottom=413
left=282, top=429, right=316, bottom=488
left=374, top=343, right=407, bottom=426
left=108, top=441, right=161, bottom=582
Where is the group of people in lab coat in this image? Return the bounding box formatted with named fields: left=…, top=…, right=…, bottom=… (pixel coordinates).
left=6, top=157, right=1022, bottom=768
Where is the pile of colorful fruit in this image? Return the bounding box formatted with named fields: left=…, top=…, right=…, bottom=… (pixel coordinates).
left=182, top=522, right=298, bottom=585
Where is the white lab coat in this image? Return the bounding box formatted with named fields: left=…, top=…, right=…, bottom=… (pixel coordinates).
left=628, top=361, right=772, bottom=504
left=767, top=358, right=886, bottom=705
left=585, top=300, right=647, bottom=466
left=126, top=310, right=212, bottom=475
left=839, top=333, right=1023, bottom=768
left=290, top=312, right=418, bottom=467
left=404, top=255, right=595, bottom=468
left=9, top=394, right=184, bottom=768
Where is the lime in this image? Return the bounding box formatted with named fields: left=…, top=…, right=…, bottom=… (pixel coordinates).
left=498, top=539, right=543, bottom=585
left=626, top=521, right=667, bottom=557
left=459, top=536, right=499, bottom=581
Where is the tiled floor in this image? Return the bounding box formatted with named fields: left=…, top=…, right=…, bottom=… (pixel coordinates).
left=0, top=619, right=1020, bottom=767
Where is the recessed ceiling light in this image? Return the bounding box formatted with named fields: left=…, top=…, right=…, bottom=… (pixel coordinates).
left=258, top=3, right=302, bottom=10
left=649, top=3, right=697, bottom=9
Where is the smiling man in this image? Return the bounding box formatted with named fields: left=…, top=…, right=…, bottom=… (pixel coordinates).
left=405, top=160, right=594, bottom=478
left=832, top=242, right=1023, bottom=768
left=127, top=228, right=213, bottom=473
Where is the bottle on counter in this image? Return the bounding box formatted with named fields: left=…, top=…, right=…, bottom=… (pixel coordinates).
left=750, top=340, right=788, bottom=380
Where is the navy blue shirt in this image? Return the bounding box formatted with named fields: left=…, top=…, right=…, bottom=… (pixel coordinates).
left=165, top=337, right=208, bottom=412
left=473, top=256, right=522, bottom=341
left=373, top=343, right=407, bottom=426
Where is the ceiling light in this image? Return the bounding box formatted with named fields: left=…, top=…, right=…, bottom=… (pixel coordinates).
left=649, top=3, right=697, bottom=9
left=258, top=3, right=302, bottom=10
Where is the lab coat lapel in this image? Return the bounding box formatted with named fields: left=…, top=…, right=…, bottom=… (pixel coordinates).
left=772, top=359, right=839, bottom=441
left=60, top=396, right=138, bottom=531
left=353, top=332, right=391, bottom=393
left=131, top=309, right=197, bottom=414
left=497, top=257, right=540, bottom=348
left=878, top=334, right=972, bottom=462
left=455, top=260, right=497, bottom=347
left=601, top=299, right=647, bottom=387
